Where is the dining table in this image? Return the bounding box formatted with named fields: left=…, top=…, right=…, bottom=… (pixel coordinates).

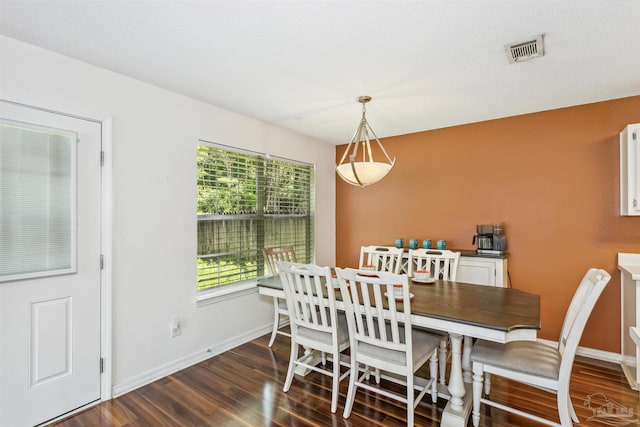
left=257, top=274, right=541, bottom=427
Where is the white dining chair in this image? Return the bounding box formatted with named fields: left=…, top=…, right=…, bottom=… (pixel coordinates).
left=470, top=268, right=611, bottom=427
left=335, top=267, right=440, bottom=427
left=358, top=245, right=404, bottom=274
left=278, top=261, right=351, bottom=413
left=407, top=248, right=461, bottom=385
left=358, top=245, right=406, bottom=382
left=407, top=248, right=461, bottom=281
left=263, top=246, right=297, bottom=347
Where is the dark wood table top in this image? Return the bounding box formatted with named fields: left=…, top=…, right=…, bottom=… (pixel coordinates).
left=408, top=280, right=540, bottom=332
left=258, top=275, right=540, bottom=334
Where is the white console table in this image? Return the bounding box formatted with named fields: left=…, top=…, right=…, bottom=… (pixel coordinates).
left=400, top=249, right=508, bottom=288
left=617, top=253, right=640, bottom=390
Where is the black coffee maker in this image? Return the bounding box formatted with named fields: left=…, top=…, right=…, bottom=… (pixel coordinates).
left=472, top=223, right=507, bottom=255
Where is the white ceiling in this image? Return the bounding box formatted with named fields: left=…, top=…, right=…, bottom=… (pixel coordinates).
left=1, top=0, right=639, bottom=145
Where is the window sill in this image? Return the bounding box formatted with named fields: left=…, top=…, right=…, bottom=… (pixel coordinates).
left=195, top=280, right=258, bottom=307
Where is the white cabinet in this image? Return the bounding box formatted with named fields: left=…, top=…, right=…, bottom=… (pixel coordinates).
left=400, top=250, right=508, bottom=287
left=458, top=255, right=507, bottom=287
left=618, top=253, right=640, bottom=390
left=620, top=123, right=640, bottom=215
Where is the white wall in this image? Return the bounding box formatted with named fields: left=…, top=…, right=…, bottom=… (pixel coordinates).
left=0, top=36, right=336, bottom=394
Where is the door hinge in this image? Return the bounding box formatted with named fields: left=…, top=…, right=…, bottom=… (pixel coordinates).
left=100, top=255, right=104, bottom=270
left=100, top=151, right=104, bottom=167
left=100, top=357, right=104, bottom=374
left=633, top=131, right=637, bottom=141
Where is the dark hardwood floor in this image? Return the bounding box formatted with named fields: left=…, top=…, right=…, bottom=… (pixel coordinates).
left=52, top=331, right=639, bottom=426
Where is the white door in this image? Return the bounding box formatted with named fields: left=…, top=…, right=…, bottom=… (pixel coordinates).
left=0, top=101, right=102, bottom=426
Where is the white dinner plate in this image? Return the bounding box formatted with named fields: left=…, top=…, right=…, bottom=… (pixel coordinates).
left=412, top=277, right=436, bottom=284
left=384, top=292, right=414, bottom=301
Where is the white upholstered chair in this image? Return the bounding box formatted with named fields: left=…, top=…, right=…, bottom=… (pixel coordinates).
left=263, top=246, right=297, bottom=347
left=407, top=248, right=461, bottom=385
left=358, top=245, right=404, bottom=274
left=335, top=267, right=440, bottom=427
left=470, top=268, right=611, bottom=427
left=278, top=262, right=351, bottom=413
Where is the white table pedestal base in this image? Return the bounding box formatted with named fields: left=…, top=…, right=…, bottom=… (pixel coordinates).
left=440, top=384, right=473, bottom=427
left=440, top=333, right=473, bottom=427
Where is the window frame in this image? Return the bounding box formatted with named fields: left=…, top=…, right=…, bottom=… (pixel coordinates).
left=195, top=140, right=315, bottom=304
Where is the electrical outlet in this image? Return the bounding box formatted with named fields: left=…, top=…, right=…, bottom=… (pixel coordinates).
left=170, top=317, right=181, bottom=338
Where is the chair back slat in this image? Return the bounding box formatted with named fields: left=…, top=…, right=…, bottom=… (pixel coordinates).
left=407, top=249, right=461, bottom=281
left=278, top=262, right=336, bottom=336
left=263, top=246, right=297, bottom=275
left=359, top=246, right=404, bottom=274
left=383, top=282, right=401, bottom=343
left=336, top=268, right=411, bottom=355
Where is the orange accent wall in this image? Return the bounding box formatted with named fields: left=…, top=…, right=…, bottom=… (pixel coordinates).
left=336, top=95, right=640, bottom=353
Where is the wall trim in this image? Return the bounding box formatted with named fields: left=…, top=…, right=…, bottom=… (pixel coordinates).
left=195, top=281, right=258, bottom=307
left=537, top=338, right=623, bottom=364
left=111, top=324, right=272, bottom=398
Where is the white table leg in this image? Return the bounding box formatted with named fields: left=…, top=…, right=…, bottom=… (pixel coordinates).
left=448, top=333, right=465, bottom=411
left=462, top=335, right=473, bottom=384
left=440, top=333, right=472, bottom=427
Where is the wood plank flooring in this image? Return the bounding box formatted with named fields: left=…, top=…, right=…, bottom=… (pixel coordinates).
left=51, top=331, right=639, bottom=426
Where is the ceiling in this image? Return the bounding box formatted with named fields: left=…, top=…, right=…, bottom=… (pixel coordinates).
left=1, top=0, right=639, bottom=145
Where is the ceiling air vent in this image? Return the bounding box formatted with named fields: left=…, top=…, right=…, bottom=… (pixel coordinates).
left=505, top=35, right=544, bottom=64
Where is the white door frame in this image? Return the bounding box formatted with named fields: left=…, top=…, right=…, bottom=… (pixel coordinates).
left=99, top=115, right=113, bottom=401
left=1, top=98, right=114, bottom=407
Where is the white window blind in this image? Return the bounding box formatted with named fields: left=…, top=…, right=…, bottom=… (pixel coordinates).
left=197, top=142, right=314, bottom=291
left=0, top=119, right=76, bottom=282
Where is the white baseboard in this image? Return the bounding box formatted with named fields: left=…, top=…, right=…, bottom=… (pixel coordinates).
left=111, top=333, right=625, bottom=399
left=537, top=338, right=623, bottom=364
left=111, top=324, right=272, bottom=398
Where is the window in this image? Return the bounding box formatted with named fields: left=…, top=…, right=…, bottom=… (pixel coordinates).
left=197, top=142, right=314, bottom=291
left=0, top=119, right=76, bottom=282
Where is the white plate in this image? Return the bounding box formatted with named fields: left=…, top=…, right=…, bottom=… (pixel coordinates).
left=384, top=291, right=414, bottom=301
left=412, top=277, right=436, bottom=284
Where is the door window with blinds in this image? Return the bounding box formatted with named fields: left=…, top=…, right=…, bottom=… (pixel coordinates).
left=197, top=142, right=314, bottom=291
left=0, top=119, right=76, bottom=282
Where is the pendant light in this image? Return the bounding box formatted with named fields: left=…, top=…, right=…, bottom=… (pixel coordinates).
left=336, top=96, right=395, bottom=187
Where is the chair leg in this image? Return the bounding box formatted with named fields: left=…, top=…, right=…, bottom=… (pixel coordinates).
left=484, top=372, right=491, bottom=395
left=343, top=359, right=359, bottom=419
left=268, top=297, right=280, bottom=347
left=472, top=362, right=484, bottom=427
left=283, top=341, right=298, bottom=392
left=429, top=351, right=438, bottom=403
left=407, top=372, right=415, bottom=427
left=330, top=351, right=340, bottom=413
left=439, top=337, right=447, bottom=385
left=569, top=395, right=579, bottom=423
left=557, top=386, right=574, bottom=427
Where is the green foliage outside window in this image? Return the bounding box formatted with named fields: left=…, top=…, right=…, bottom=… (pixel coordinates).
left=197, top=144, right=314, bottom=290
